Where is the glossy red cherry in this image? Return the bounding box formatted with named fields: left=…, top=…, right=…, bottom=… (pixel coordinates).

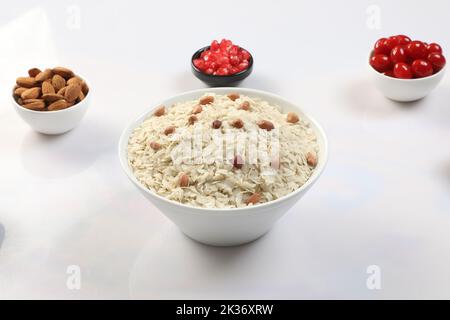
left=395, top=35, right=411, bottom=46
left=411, top=59, right=433, bottom=78
left=406, top=41, right=428, bottom=60
left=390, top=46, right=408, bottom=64
left=393, top=62, right=413, bottom=79
left=374, top=38, right=390, bottom=55
left=428, top=52, right=446, bottom=72
left=370, top=54, right=391, bottom=72
left=427, top=43, right=442, bottom=54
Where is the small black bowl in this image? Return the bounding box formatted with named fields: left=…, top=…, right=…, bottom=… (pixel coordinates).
left=191, top=46, right=253, bottom=87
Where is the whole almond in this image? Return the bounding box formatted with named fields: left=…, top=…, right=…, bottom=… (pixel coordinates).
left=23, top=100, right=45, bottom=111
left=64, top=84, right=81, bottom=103
left=21, top=87, right=41, bottom=100
left=67, top=76, right=83, bottom=86
left=77, top=91, right=85, bottom=102
left=164, top=126, right=176, bottom=135
left=16, top=77, right=37, bottom=88
left=227, top=93, right=240, bottom=101
left=230, top=118, right=244, bottom=129
left=42, top=93, right=64, bottom=103
left=52, top=74, right=66, bottom=91
left=188, top=115, right=198, bottom=125
left=149, top=141, right=161, bottom=150
left=239, top=101, right=250, bottom=111
left=245, top=193, right=261, bottom=205
left=212, top=120, right=222, bottom=129
left=52, top=67, right=74, bottom=79
left=28, top=68, right=41, bottom=77
left=153, top=106, right=165, bottom=117
left=199, top=96, right=214, bottom=105
left=179, top=173, right=189, bottom=187
left=287, top=112, right=299, bottom=123
left=14, top=87, right=27, bottom=97
left=35, top=69, right=52, bottom=82
left=306, top=152, right=318, bottom=167
left=47, top=99, right=69, bottom=111
left=81, top=81, right=89, bottom=95
left=22, top=98, right=44, bottom=104
left=192, top=105, right=202, bottom=114
left=42, top=81, right=55, bottom=94
left=257, top=120, right=274, bottom=131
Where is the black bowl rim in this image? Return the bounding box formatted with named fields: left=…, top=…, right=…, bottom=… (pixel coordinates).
left=191, top=45, right=254, bottom=78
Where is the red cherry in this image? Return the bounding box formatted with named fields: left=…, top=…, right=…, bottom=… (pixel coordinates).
left=384, top=70, right=395, bottom=77
left=374, top=38, right=390, bottom=55
left=406, top=41, right=428, bottom=60
left=370, top=54, right=391, bottom=72
left=428, top=52, right=446, bottom=72
left=390, top=46, right=408, bottom=64
left=427, top=43, right=442, bottom=54
left=411, top=59, right=433, bottom=78
left=395, top=35, right=411, bottom=46
left=393, top=62, right=413, bottom=79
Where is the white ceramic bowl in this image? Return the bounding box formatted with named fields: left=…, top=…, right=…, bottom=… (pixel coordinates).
left=119, top=88, right=328, bottom=246
left=369, top=55, right=446, bottom=102
left=12, top=79, right=91, bottom=135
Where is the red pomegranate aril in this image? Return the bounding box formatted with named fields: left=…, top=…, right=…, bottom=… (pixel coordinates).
left=216, top=67, right=229, bottom=76
left=393, top=62, right=413, bottom=79
left=391, top=46, right=408, bottom=64
left=370, top=54, right=391, bottom=72
left=230, top=55, right=240, bottom=66
left=193, top=59, right=205, bottom=70
left=406, top=41, right=428, bottom=60
left=211, top=40, right=220, bottom=51
left=411, top=59, right=433, bottom=78
left=428, top=52, right=446, bottom=72
left=205, top=68, right=214, bottom=75
left=427, top=43, right=442, bottom=54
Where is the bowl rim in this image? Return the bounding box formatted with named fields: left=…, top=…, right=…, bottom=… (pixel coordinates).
left=118, top=87, right=329, bottom=213
left=191, top=46, right=253, bottom=78
left=11, top=74, right=91, bottom=114
left=368, top=50, right=446, bottom=82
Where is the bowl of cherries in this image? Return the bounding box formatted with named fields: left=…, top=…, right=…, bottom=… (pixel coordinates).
left=191, top=39, right=253, bottom=86
left=369, top=34, right=446, bottom=102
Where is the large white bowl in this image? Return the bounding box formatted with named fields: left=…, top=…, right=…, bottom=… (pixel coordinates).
left=369, top=56, right=446, bottom=102
left=12, top=78, right=91, bottom=135
left=119, top=88, right=328, bottom=246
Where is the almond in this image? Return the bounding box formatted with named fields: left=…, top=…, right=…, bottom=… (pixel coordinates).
left=239, top=101, right=250, bottom=111
left=164, top=126, right=176, bottom=135
left=233, top=155, right=244, bottom=169
left=245, top=192, right=261, bottom=205
left=57, top=87, right=67, bottom=96
left=149, top=141, right=161, bottom=150
left=52, top=67, right=74, bottom=79
left=257, top=120, right=274, bottom=131
left=64, top=84, right=81, bottom=103
left=81, top=81, right=89, bottom=95
left=287, top=112, right=299, bottom=123
left=153, top=106, right=165, bottom=117
left=21, top=87, right=41, bottom=100
left=230, top=118, right=244, bottom=129
left=28, top=68, right=41, bottom=77
left=42, top=93, right=64, bottom=103
left=192, top=105, right=202, bottom=114
left=22, top=100, right=45, bottom=111
left=227, top=93, right=240, bottom=101
left=16, top=77, right=37, bottom=88
left=188, top=115, right=198, bottom=125
left=52, top=74, right=66, bottom=91
left=35, top=69, right=52, bottom=82
left=212, top=120, right=222, bottom=129
left=47, top=99, right=69, bottom=111
left=306, top=152, right=318, bottom=167
left=67, top=76, right=83, bottom=86
left=179, top=173, right=189, bottom=187
left=14, top=87, right=27, bottom=97
left=22, top=98, right=44, bottom=104
left=77, top=91, right=85, bottom=102
left=199, top=96, right=214, bottom=105
left=42, top=81, right=55, bottom=94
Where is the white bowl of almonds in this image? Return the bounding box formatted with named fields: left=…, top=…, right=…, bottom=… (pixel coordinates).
left=119, top=88, right=328, bottom=246
left=12, top=66, right=90, bottom=135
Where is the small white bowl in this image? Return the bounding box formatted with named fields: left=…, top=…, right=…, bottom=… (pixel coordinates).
left=119, top=88, right=328, bottom=246
left=12, top=78, right=91, bottom=135
left=369, top=55, right=446, bottom=102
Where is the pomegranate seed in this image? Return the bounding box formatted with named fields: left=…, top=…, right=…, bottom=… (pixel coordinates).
left=240, top=50, right=251, bottom=60
left=193, top=59, right=205, bottom=70
left=210, top=40, right=220, bottom=51
left=216, top=67, right=229, bottom=76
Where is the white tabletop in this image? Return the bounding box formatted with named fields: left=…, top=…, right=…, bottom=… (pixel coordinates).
left=1, top=0, right=449, bottom=299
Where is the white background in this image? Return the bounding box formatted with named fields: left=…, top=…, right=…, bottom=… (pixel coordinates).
left=0, top=0, right=449, bottom=299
